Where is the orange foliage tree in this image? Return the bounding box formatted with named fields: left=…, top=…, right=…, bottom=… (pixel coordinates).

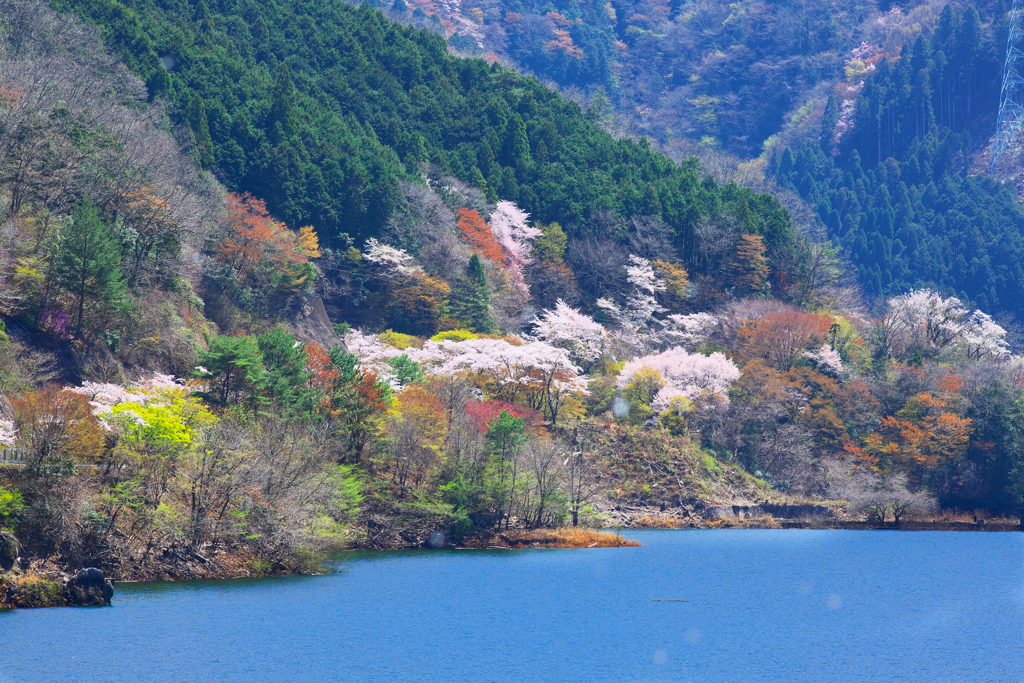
left=851, top=392, right=973, bottom=481
left=109, top=184, right=178, bottom=285
left=733, top=234, right=769, bottom=293
left=653, top=259, right=690, bottom=312
left=457, top=208, right=504, bottom=263
left=546, top=29, right=584, bottom=59
left=304, top=342, right=339, bottom=414
left=12, top=386, right=105, bottom=466
left=787, top=367, right=848, bottom=453
left=0, top=84, right=20, bottom=107
left=385, top=384, right=448, bottom=492
left=389, top=270, right=452, bottom=337
left=350, top=371, right=391, bottom=459
left=217, top=193, right=318, bottom=299
left=738, top=311, right=833, bottom=370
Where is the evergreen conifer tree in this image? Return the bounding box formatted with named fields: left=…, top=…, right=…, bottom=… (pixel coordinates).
left=502, top=113, right=530, bottom=170
left=185, top=93, right=215, bottom=169
left=820, top=93, right=839, bottom=151
left=451, top=254, right=494, bottom=333
left=195, top=335, right=268, bottom=406
left=257, top=330, right=315, bottom=418
left=269, top=65, right=298, bottom=142
left=52, top=199, right=126, bottom=340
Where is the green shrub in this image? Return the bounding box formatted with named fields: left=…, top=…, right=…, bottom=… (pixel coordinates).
left=0, top=487, right=24, bottom=531
left=449, top=514, right=472, bottom=541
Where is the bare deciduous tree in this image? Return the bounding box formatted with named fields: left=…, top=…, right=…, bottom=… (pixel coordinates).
left=567, top=236, right=628, bottom=300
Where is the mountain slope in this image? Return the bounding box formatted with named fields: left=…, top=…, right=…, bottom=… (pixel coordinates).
left=55, top=0, right=805, bottom=283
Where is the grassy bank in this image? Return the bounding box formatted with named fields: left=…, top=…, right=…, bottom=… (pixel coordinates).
left=463, top=528, right=641, bottom=549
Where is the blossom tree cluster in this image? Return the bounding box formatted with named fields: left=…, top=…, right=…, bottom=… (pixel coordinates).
left=530, top=299, right=609, bottom=371
left=880, top=289, right=1009, bottom=362
left=618, top=348, right=740, bottom=412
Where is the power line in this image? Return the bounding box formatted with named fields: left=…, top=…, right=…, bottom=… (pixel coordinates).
left=993, top=0, right=1024, bottom=177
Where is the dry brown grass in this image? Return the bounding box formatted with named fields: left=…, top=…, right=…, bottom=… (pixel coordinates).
left=470, top=528, right=641, bottom=548
left=928, top=509, right=1021, bottom=525
left=0, top=569, right=63, bottom=608
left=634, top=515, right=686, bottom=529
left=702, top=515, right=781, bottom=529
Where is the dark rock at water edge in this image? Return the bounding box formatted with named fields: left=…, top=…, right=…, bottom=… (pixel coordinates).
left=425, top=531, right=446, bottom=549
left=0, top=529, right=18, bottom=572
left=61, top=567, right=114, bottom=606
left=1, top=566, right=114, bottom=608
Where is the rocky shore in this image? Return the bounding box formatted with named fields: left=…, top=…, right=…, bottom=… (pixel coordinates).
left=1, top=566, right=113, bottom=609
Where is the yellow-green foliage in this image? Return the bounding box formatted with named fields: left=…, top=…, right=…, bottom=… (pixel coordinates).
left=658, top=396, right=693, bottom=436
left=378, top=330, right=422, bottom=349
left=532, top=222, right=568, bottom=263
left=0, top=486, right=24, bottom=530
left=110, top=391, right=218, bottom=445
left=623, top=366, right=664, bottom=406
left=813, top=309, right=870, bottom=369
left=584, top=375, right=618, bottom=416
left=430, top=329, right=478, bottom=342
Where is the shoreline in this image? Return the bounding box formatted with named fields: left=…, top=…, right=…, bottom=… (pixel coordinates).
left=5, top=522, right=1021, bottom=608
left=618, top=518, right=1023, bottom=532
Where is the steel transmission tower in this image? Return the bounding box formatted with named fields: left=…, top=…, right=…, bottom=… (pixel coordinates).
left=992, top=0, right=1024, bottom=177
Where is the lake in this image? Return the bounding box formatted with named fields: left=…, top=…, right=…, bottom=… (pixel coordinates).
left=1, top=530, right=1022, bottom=683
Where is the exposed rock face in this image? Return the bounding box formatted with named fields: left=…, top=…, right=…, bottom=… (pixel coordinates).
left=289, top=292, right=347, bottom=351
left=60, top=568, right=114, bottom=607
left=0, top=394, right=14, bottom=421
left=0, top=529, right=18, bottom=572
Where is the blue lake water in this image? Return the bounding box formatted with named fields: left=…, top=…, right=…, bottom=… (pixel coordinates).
left=1, top=530, right=1022, bottom=683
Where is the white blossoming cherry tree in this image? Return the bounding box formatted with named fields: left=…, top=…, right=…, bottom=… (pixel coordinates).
left=617, top=347, right=741, bottom=413
left=531, top=299, right=611, bottom=372
left=488, top=201, right=542, bottom=303
left=413, top=337, right=588, bottom=425
left=880, top=289, right=1011, bottom=362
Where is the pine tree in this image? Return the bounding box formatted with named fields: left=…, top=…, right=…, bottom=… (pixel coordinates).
left=325, top=346, right=374, bottom=460
left=196, top=335, right=268, bottom=406
left=52, top=199, right=126, bottom=340
left=257, top=329, right=315, bottom=418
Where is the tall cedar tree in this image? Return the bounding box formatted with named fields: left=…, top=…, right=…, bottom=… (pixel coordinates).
left=325, top=346, right=376, bottom=460
left=256, top=329, right=315, bottom=418
left=451, top=254, right=494, bottom=333
left=52, top=198, right=126, bottom=340
left=185, top=93, right=215, bottom=169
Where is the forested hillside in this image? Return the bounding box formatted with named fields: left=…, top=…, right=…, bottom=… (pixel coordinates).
left=376, top=0, right=1024, bottom=320
left=55, top=0, right=801, bottom=265
left=771, top=5, right=1024, bottom=316
left=2, top=0, right=1024, bottom=596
